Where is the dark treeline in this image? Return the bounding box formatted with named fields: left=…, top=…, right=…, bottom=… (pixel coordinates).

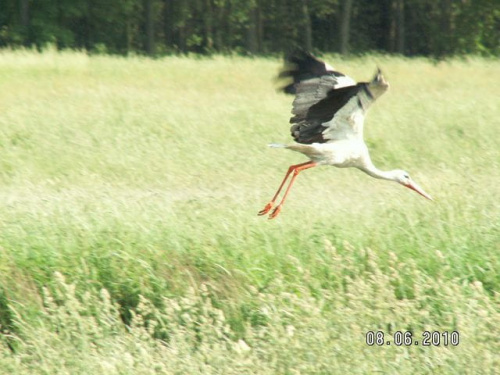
left=0, top=0, right=498, bottom=57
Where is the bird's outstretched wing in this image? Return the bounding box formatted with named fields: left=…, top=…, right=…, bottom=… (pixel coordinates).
left=279, top=51, right=375, bottom=144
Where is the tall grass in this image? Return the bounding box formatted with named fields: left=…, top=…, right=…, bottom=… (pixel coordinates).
left=0, top=49, right=498, bottom=374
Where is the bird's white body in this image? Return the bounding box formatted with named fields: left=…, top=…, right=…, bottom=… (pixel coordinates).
left=287, top=140, right=369, bottom=168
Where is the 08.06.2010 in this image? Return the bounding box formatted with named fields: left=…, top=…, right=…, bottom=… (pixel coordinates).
left=365, top=330, right=460, bottom=347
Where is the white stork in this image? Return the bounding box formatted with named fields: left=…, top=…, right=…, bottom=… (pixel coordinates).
left=258, top=50, right=432, bottom=219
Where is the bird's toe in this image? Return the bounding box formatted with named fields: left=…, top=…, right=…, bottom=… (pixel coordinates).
left=258, top=202, right=273, bottom=216
left=268, top=206, right=282, bottom=219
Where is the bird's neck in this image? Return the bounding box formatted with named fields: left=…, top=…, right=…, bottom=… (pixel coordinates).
left=358, top=161, right=397, bottom=181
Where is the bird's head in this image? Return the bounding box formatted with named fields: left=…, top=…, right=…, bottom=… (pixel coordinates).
left=392, top=170, right=433, bottom=200
left=368, top=68, right=390, bottom=99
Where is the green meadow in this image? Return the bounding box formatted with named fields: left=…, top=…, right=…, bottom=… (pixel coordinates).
left=0, top=49, right=499, bottom=374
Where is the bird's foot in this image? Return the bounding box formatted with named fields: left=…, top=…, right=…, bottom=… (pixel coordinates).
left=258, top=202, right=274, bottom=216
left=268, top=205, right=282, bottom=219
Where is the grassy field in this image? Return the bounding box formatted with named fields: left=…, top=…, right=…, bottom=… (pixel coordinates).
left=0, top=49, right=499, bottom=374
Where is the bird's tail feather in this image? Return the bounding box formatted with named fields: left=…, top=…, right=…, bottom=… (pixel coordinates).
left=268, top=143, right=287, bottom=148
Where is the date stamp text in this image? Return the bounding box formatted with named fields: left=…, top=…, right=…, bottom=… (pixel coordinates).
left=365, top=331, right=460, bottom=347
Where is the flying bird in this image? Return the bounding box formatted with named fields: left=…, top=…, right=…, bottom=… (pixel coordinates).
left=258, top=50, right=432, bottom=219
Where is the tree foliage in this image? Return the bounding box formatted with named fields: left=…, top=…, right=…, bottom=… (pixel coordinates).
left=0, top=0, right=498, bottom=56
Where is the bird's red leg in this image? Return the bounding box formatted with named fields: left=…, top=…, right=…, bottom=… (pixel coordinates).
left=258, top=161, right=314, bottom=216
left=268, top=161, right=317, bottom=219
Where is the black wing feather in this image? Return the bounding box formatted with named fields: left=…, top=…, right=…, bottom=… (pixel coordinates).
left=278, top=50, right=370, bottom=144
left=279, top=50, right=345, bottom=94
left=293, top=84, right=364, bottom=124
left=290, top=84, right=366, bottom=144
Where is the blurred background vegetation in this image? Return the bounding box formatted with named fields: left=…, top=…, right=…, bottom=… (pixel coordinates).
left=0, top=0, right=498, bottom=57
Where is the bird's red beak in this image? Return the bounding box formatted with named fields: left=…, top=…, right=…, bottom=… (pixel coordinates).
left=406, top=181, right=433, bottom=201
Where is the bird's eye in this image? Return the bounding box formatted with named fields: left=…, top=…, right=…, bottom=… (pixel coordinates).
left=403, top=174, right=410, bottom=179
